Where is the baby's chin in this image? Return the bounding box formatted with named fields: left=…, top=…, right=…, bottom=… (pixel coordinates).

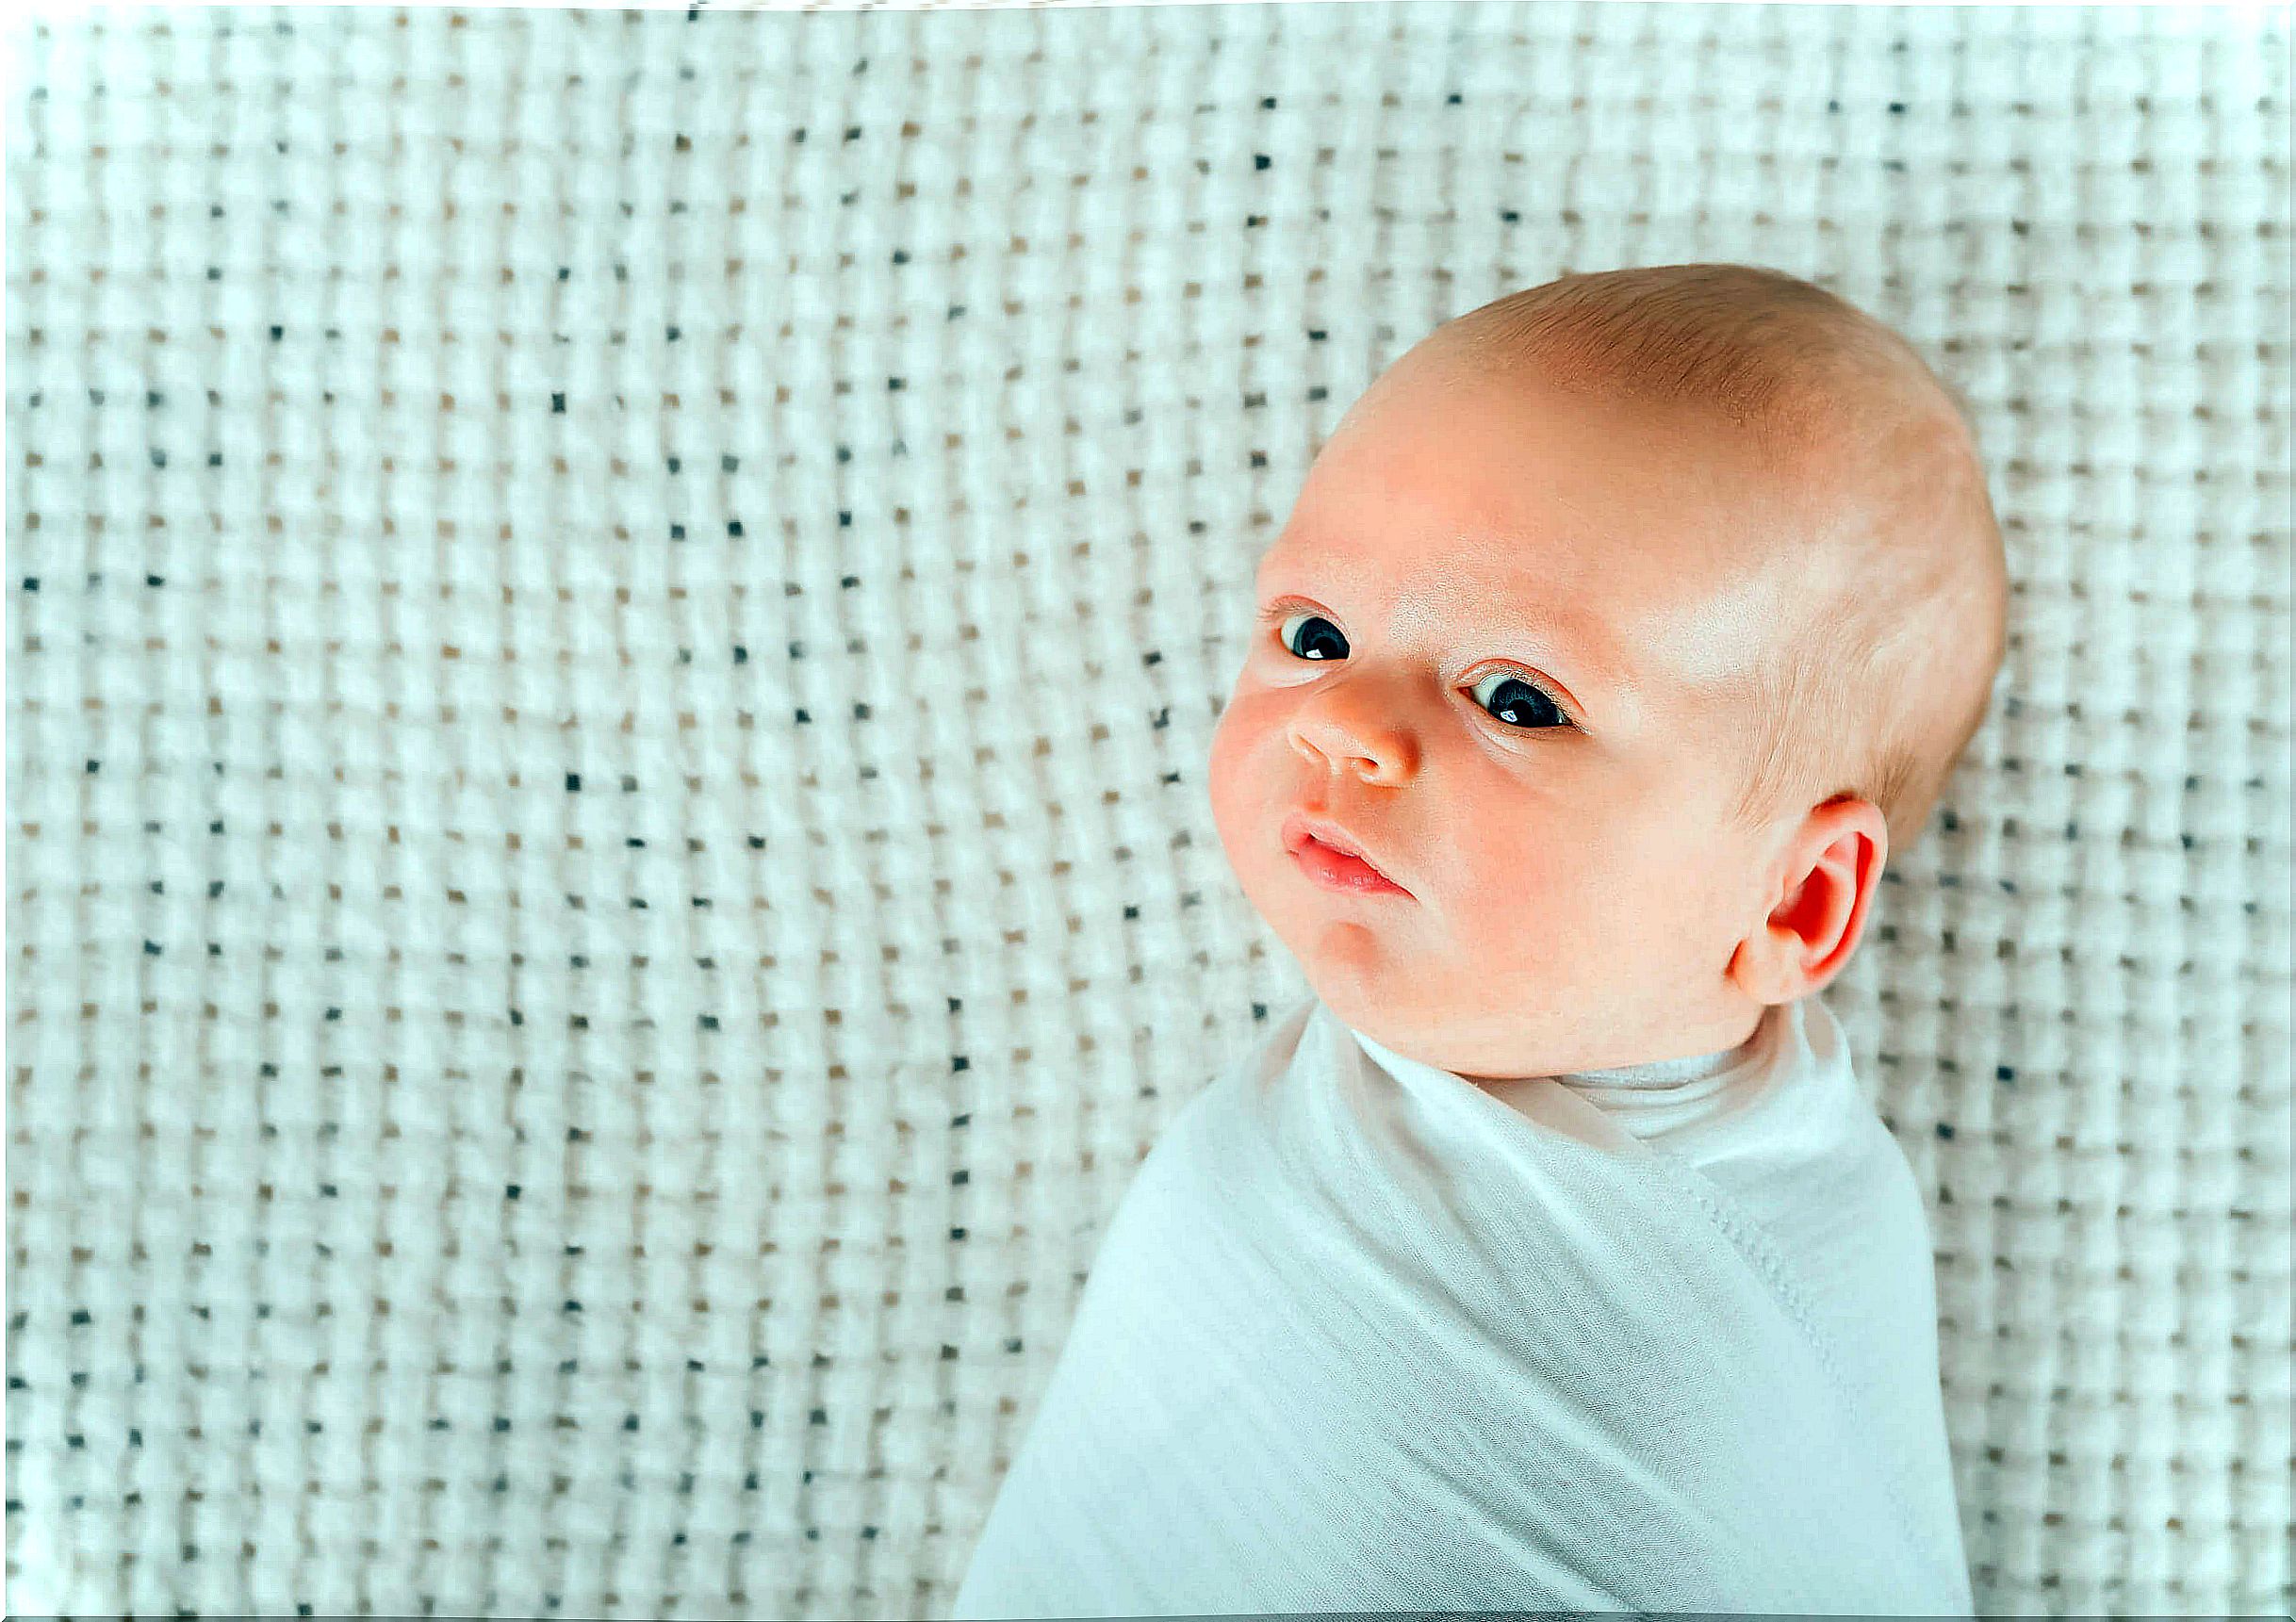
left=1274, top=943, right=1600, bottom=1076
left=1267, top=899, right=1418, bottom=994
left=1309, top=987, right=1523, bottom=1079
left=1279, top=938, right=1471, bottom=1054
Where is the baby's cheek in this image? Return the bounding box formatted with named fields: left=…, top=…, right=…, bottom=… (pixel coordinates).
left=1449, top=835, right=1614, bottom=962
left=1204, top=696, right=1267, bottom=858
left=1467, top=811, right=1580, bottom=897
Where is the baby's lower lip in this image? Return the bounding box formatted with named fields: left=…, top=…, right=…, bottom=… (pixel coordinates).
left=1292, top=836, right=1412, bottom=896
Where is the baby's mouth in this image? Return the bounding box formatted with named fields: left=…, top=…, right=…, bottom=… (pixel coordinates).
left=1283, top=813, right=1413, bottom=897
left=1295, top=837, right=1412, bottom=896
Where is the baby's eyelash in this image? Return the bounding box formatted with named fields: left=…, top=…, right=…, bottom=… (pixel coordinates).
left=1259, top=602, right=1575, bottom=727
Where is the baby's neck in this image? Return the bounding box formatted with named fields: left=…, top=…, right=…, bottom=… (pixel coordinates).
left=1453, top=1006, right=1768, bottom=1088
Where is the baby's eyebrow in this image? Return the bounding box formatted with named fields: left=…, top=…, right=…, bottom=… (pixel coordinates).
left=1255, top=553, right=1607, bottom=664
left=1254, top=554, right=1642, bottom=724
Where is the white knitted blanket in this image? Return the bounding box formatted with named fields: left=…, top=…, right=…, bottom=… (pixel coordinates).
left=5, top=4, right=2288, bottom=1616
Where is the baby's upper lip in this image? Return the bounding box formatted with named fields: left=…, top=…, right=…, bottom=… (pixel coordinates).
left=1283, top=811, right=1408, bottom=890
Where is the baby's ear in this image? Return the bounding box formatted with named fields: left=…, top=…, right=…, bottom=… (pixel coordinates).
left=1729, top=796, right=1889, bottom=1004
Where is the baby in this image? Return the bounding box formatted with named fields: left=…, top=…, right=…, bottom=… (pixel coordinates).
left=950, top=263, right=2007, bottom=1616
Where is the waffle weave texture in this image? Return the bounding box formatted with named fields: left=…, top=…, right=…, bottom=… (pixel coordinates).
left=5, top=3, right=2289, bottom=1616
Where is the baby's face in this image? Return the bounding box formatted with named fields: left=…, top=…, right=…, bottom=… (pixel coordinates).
left=1206, top=349, right=1812, bottom=1080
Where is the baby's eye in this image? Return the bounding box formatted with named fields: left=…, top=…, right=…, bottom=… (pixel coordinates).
left=1271, top=611, right=1572, bottom=731
left=1467, top=667, right=1571, bottom=730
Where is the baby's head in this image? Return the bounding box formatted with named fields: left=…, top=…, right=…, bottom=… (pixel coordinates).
left=1205, top=263, right=2007, bottom=1081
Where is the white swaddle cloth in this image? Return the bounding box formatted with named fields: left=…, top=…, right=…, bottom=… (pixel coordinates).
left=950, top=991, right=1975, bottom=1617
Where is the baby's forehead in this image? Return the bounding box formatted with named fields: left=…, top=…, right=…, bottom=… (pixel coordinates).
left=1431, top=310, right=1953, bottom=486
left=1297, top=325, right=1976, bottom=614
left=1315, top=384, right=1841, bottom=577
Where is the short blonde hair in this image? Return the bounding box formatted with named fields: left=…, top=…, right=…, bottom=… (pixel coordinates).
left=1430, top=263, right=2009, bottom=865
